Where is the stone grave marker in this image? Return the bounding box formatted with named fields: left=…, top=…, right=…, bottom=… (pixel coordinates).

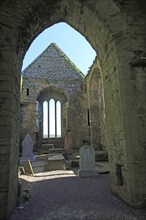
left=23, top=160, right=34, bottom=175
left=46, top=154, right=66, bottom=171
left=78, top=145, right=98, bottom=177
left=20, top=134, right=36, bottom=165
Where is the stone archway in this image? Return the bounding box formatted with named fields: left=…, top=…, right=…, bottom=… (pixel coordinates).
left=0, top=0, right=146, bottom=218
left=37, top=87, right=67, bottom=147
left=86, top=60, right=106, bottom=151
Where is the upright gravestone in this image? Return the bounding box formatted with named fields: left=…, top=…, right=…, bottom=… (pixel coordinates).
left=20, top=134, right=36, bottom=165
left=78, top=145, right=98, bottom=177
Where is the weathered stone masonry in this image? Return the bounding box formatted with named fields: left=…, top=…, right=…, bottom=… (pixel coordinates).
left=0, top=0, right=146, bottom=219
left=20, top=43, right=85, bottom=151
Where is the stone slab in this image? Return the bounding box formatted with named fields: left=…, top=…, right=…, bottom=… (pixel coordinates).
left=20, top=134, right=36, bottom=164
left=79, top=145, right=96, bottom=171
left=23, top=160, right=34, bottom=175
left=34, top=170, right=75, bottom=177
left=31, top=160, right=47, bottom=173
left=47, top=154, right=66, bottom=171
left=47, top=161, right=66, bottom=171
left=35, top=154, right=48, bottom=160
left=48, top=154, right=65, bottom=161
left=22, top=134, right=34, bottom=158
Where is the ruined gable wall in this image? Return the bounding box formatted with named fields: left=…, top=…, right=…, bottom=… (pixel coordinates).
left=21, top=45, right=85, bottom=150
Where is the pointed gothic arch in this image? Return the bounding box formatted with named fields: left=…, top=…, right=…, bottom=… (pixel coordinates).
left=0, top=1, right=146, bottom=218
left=42, top=99, right=62, bottom=138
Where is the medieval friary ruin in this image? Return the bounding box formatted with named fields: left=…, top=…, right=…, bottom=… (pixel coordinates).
left=0, top=0, right=146, bottom=219
left=20, top=43, right=86, bottom=150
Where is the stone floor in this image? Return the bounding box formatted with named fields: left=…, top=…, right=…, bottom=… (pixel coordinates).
left=10, top=165, right=146, bottom=220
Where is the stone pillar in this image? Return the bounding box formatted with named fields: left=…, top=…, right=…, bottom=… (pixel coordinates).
left=0, top=40, right=20, bottom=219
left=118, top=64, right=146, bottom=207
left=78, top=145, right=98, bottom=177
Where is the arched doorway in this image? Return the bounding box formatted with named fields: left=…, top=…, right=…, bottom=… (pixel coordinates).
left=0, top=0, right=146, bottom=218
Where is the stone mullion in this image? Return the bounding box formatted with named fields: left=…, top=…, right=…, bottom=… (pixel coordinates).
left=48, top=101, right=50, bottom=138
left=41, top=103, right=43, bottom=138
left=61, top=102, right=63, bottom=137
left=55, top=101, right=57, bottom=138
left=66, top=102, right=68, bottom=131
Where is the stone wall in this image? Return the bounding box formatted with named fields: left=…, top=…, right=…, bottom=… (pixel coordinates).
left=0, top=0, right=146, bottom=219
left=85, top=58, right=107, bottom=151
left=20, top=43, right=85, bottom=150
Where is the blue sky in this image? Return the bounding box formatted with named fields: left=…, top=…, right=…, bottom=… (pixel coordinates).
left=22, top=22, right=96, bottom=75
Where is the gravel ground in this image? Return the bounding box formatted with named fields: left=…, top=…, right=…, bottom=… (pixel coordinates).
left=10, top=172, right=146, bottom=220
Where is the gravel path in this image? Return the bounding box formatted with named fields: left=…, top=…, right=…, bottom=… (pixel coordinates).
left=10, top=173, right=146, bottom=220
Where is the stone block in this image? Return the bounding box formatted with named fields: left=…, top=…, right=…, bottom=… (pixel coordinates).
left=0, top=192, right=8, bottom=206
left=0, top=164, right=9, bottom=174
left=0, top=174, right=9, bottom=187
left=0, top=205, right=7, bottom=220
left=47, top=154, right=66, bottom=171
left=0, top=155, right=10, bottom=164
left=23, top=160, right=34, bottom=175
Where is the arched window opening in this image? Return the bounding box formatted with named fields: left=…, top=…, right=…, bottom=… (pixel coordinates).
left=56, top=101, right=61, bottom=137
left=43, top=101, right=48, bottom=138
left=49, top=99, right=55, bottom=138
left=42, top=99, right=62, bottom=138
